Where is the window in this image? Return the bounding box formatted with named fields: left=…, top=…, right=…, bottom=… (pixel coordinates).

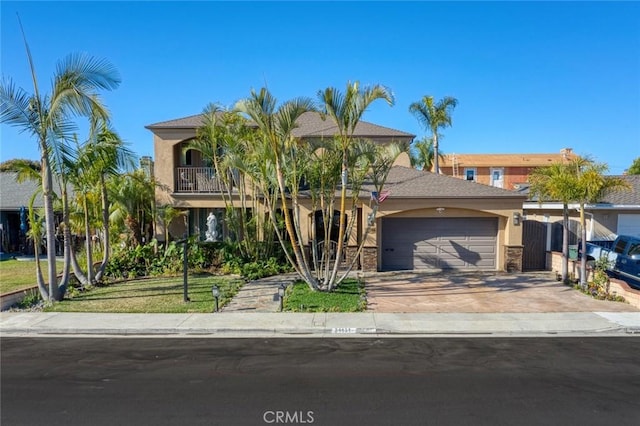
left=490, top=168, right=504, bottom=188
left=614, top=238, right=628, bottom=254
left=464, top=168, right=476, bottom=181
left=627, top=242, right=640, bottom=256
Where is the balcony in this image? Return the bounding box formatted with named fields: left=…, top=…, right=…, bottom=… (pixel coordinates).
left=175, top=167, right=229, bottom=193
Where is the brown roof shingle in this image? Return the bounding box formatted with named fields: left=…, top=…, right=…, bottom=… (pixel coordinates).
left=146, top=111, right=414, bottom=139
left=363, top=166, right=526, bottom=199
left=599, top=175, right=640, bottom=205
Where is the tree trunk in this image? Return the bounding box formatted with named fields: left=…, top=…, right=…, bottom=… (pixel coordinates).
left=328, top=152, right=349, bottom=291
left=83, top=194, right=94, bottom=283
left=40, top=154, right=59, bottom=301
left=579, top=203, right=587, bottom=286
left=275, top=156, right=316, bottom=289
left=57, top=186, right=73, bottom=300
left=33, top=234, right=49, bottom=300
left=433, top=133, right=439, bottom=174
left=95, top=175, right=110, bottom=281
left=562, top=203, right=569, bottom=283
left=126, top=216, right=143, bottom=247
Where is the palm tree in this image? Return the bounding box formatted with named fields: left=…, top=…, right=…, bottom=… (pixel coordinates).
left=409, top=95, right=458, bottom=174
left=410, top=136, right=443, bottom=171
left=0, top=33, right=120, bottom=300
left=529, top=162, right=580, bottom=283
left=25, top=193, right=48, bottom=300
left=157, top=205, right=187, bottom=244
left=236, top=88, right=317, bottom=285
left=626, top=157, right=640, bottom=175
left=570, top=158, right=630, bottom=286
left=12, top=165, right=48, bottom=299
left=318, top=82, right=394, bottom=288
left=83, top=119, right=135, bottom=281
left=109, top=170, right=155, bottom=247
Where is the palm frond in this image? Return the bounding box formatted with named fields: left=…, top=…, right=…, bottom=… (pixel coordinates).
left=0, top=77, right=40, bottom=135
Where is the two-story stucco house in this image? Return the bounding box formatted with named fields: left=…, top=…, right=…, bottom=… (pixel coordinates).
left=146, top=112, right=526, bottom=272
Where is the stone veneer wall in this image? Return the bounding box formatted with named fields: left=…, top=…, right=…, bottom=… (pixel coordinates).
left=345, top=246, right=360, bottom=269
left=504, top=245, right=523, bottom=272
left=362, top=247, right=377, bottom=272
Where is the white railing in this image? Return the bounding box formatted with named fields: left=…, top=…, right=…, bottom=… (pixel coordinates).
left=175, top=167, right=227, bottom=193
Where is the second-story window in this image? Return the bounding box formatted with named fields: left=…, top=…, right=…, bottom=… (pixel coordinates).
left=464, top=168, right=476, bottom=181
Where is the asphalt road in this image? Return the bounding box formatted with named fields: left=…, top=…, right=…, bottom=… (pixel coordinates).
left=2, top=337, right=640, bottom=426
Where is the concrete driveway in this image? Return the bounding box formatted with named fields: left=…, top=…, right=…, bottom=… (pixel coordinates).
left=365, top=271, right=640, bottom=313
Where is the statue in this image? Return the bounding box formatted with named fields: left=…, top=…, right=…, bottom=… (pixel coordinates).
left=205, top=212, right=217, bottom=242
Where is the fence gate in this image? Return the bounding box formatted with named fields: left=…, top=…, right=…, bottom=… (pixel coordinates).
left=522, top=220, right=547, bottom=271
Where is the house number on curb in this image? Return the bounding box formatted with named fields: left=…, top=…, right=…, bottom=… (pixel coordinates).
left=331, top=327, right=357, bottom=334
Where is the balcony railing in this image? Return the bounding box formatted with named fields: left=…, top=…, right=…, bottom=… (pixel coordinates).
left=175, top=167, right=228, bottom=193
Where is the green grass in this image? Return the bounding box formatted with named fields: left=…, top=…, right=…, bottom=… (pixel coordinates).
left=0, top=259, right=64, bottom=294
left=283, top=278, right=366, bottom=312
left=45, top=274, right=244, bottom=313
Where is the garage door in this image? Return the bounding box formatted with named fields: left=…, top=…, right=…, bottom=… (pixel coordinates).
left=381, top=217, right=498, bottom=271
left=617, top=214, right=640, bottom=238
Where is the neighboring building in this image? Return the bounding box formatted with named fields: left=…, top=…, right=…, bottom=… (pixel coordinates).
left=146, top=112, right=526, bottom=272
left=439, top=148, right=577, bottom=190
left=520, top=175, right=640, bottom=271
left=524, top=174, right=640, bottom=240
left=0, top=172, right=64, bottom=255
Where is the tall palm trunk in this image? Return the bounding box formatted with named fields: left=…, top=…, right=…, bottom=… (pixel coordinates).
left=33, top=238, right=48, bottom=300
left=83, top=194, right=95, bottom=283
left=95, top=174, right=110, bottom=281
left=41, top=155, right=59, bottom=301
left=562, top=203, right=569, bottom=283
left=328, top=153, right=348, bottom=290
left=126, top=215, right=142, bottom=246
left=579, top=203, right=588, bottom=286
left=432, top=133, right=439, bottom=174
left=58, top=185, right=73, bottom=298
left=275, top=158, right=316, bottom=287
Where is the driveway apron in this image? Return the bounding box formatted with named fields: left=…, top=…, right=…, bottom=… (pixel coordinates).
left=365, top=271, right=640, bottom=313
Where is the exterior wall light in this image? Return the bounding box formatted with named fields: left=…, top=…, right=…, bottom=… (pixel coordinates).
left=436, top=207, right=445, bottom=214
left=513, top=212, right=522, bottom=226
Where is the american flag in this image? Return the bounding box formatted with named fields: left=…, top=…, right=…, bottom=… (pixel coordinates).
left=371, top=190, right=390, bottom=204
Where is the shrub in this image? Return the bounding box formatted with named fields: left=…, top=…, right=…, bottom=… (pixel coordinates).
left=104, top=239, right=292, bottom=281
left=16, top=289, right=42, bottom=309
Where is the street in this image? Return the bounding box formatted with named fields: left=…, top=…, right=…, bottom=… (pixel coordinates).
left=2, top=337, right=639, bottom=425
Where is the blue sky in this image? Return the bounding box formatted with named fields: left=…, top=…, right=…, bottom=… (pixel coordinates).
left=2, top=1, right=639, bottom=174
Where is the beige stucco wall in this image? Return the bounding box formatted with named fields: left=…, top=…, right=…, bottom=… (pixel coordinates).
left=153, top=128, right=197, bottom=200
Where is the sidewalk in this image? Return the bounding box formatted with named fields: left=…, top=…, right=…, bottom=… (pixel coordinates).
left=2, top=311, right=640, bottom=337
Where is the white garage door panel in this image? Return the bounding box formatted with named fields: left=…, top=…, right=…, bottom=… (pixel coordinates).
left=381, top=217, right=498, bottom=271
left=617, top=214, right=640, bottom=238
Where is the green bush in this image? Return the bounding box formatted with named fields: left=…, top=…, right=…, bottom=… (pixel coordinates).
left=16, top=289, right=41, bottom=309
left=104, top=239, right=292, bottom=281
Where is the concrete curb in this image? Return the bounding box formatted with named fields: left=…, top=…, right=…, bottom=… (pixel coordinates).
left=2, top=312, right=640, bottom=338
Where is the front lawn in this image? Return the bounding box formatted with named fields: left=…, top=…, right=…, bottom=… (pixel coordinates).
left=45, top=274, right=244, bottom=313
left=283, top=278, right=365, bottom=312
left=0, top=259, right=64, bottom=294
